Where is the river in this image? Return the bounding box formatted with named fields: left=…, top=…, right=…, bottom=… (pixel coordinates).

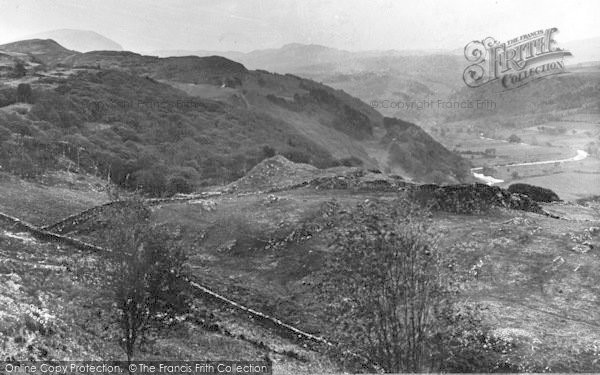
left=471, top=149, right=589, bottom=185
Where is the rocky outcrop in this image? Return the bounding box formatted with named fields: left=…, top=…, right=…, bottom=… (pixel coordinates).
left=408, top=183, right=555, bottom=216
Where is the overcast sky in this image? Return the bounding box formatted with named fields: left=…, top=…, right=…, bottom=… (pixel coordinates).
left=0, top=0, right=598, bottom=52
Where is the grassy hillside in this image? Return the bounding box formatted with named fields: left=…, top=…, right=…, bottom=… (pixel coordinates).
left=0, top=223, right=337, bottom=373
left=19, top=166, right=599, bottom=372
left=0, top=39, right=78, bottom=66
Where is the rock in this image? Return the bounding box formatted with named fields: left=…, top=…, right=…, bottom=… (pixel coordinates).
left=572, top=244, right=592, bottom=253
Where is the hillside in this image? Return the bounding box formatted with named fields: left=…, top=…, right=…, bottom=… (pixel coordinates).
left=24, top=29, right=124, bottom=52
left=150, top=43, right=466, bottom=122
left=0, top=39, right=79, bottom=66
left=0, top=39, right=471, bottom=197
left=1, top=161, right=599, bottom=371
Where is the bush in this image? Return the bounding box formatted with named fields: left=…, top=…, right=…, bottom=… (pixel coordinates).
left=0, top=87, right=16, bottom=107
left=16, top=83, right=33, bottom=104
left=508, top=183, right=560, bottom=202
left=166, top=175, right=194, bottom=196
left=320, top=199, right=494, bottom=372
left=102, top=202, right=191, bottom=361
left=9, top=154, right=39, bottom=178
left=13, top=61, right=26, bottom=78
left=132, top=168, right=167, bottom=197
left=0, top=126, right=11, bottom=142
left=262, top=145, right=276, bottom=158
left=508, top=134, right=522, bottom=143
left=282, top=150, right=311, bottom=164
left=337, top=156, right=363, bottom=167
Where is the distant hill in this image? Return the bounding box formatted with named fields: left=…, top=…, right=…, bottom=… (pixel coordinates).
left=563, top=37, right=600, bottom=65
left=0, top=39, right=471, bottom=197
left=0, top=39, right=78, bottom=66
left=444, top=67, right=600, bottom=123
left=151, top=43, right=465, bottom=122
left=25, top=29, right=123, bottom=52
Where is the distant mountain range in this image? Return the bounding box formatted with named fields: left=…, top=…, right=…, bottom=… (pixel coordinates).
left=148, top=38, right=600, bottom=122
left=151, top=36, right=600, bottom=70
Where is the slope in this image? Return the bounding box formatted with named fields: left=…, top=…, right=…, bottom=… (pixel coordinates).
left=0, top=39, right=471, bottom=197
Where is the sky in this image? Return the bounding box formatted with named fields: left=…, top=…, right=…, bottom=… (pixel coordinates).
left=0, top=0, right=599, bottom=53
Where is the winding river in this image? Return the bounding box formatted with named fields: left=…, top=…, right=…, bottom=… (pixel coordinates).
left=471, top=149, right=589, bottom=185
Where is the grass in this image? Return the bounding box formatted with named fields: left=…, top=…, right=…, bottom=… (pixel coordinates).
left=58, top=182, right=600, bottom=371
left=2, top=161, right=600, bottom=370
left=437, top=115, right=600, bottom=201
left=0, top=171, right=108, bottom=225
left=0, top=224, right=337, bottom=373
left=507, top=172, right=600, bottom=201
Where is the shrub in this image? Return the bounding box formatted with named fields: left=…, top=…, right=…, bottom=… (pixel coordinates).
left=262, top=145, right=276, bottom=158
left=102, top=202, right=191, bottom=361
left=13, top=61, right=27, bottom=78
left=282, top=150, right=311, bottom=164
left=0, top=87, right=16, bottom=107
left=320, top=199, right=494, bottom=372
left=508, top=183, right=560, bottom=202
left=337, top=156, right=363, bottom=167
left=0, top=126, right=11, bottom=142
left=16, top=83, right=33, bottom=103
left=508, top=134, right=522, bottom=143
left=131, top=168, right=167, bottom=197
left=9, top=154, right=39, bottom=178
left=166, top=175, right=194, bottom=196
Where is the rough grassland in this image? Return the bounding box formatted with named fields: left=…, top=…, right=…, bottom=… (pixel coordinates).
left=58, top=182, right=600, bottom=371
left=0, top=172, right=108, bottom=226
left=0, top=229, right=337, bottom=373
left=3, top=168, right=600, bottom=371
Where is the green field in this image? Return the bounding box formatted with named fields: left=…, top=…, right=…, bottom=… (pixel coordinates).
left=435, top=115, right=600, bottom=201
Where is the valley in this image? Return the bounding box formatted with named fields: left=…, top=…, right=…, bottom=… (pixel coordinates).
left=0, top=23, right=599, bottom=373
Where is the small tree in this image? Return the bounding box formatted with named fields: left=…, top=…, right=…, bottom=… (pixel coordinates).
left=16, top=83, right=33, bottom=103
left=103, top=202, right=191, bottom=362
left=320, top=199, right=493, bottom=372
left=262, top=145, right=276, bottom=158
left=507, top=134, right=521, bottom=143
left=13, top=61, right=26, bottom=78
